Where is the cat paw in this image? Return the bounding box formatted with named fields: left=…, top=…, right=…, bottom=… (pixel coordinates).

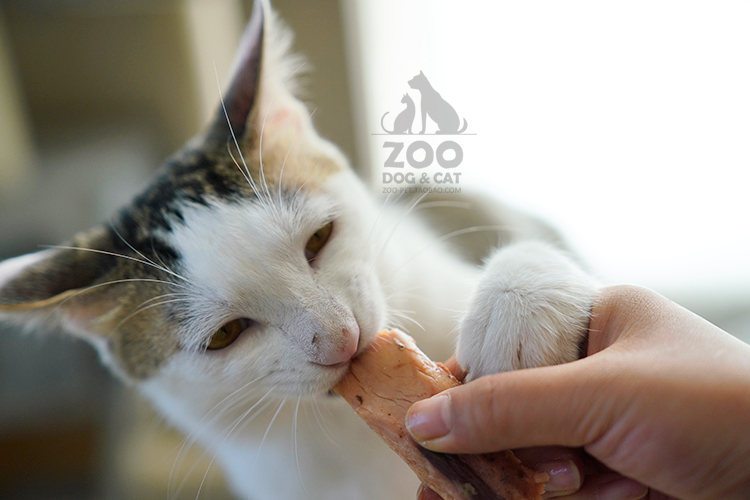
left=456, top=241, right=597, bottom=381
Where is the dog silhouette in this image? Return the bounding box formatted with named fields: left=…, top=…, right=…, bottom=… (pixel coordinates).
left=408, top=71, right=468, bottom=134
left=381, top=94, right=416, bottom=134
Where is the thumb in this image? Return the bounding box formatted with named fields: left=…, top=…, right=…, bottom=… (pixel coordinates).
left=405, top=356, right=620, bottom=454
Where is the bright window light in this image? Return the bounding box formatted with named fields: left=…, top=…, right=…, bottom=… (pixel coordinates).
left=350, top=1, right=750, bottom=309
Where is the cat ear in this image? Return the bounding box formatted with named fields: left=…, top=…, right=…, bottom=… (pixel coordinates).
left=206, top=0, right=264, bottom=142
left=0, top=234, right=179, bottom=379
left=0, top=228, right=121, bottom=334
left=205, top=0, right=317, bottom=150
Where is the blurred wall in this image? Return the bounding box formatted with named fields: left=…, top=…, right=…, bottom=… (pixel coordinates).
left=0, top=1, right=355, bottom=498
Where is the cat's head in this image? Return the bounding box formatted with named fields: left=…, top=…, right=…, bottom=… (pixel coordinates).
left=0, top=1, right=385, bottom=409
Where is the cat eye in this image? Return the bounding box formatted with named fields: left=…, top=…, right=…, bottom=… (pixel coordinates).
left=207, top=318, right=253, bottom=350
left=304, top=221, right=333, bottom=263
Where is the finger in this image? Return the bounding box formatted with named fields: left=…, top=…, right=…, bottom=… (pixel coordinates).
left=405, top=287, right=660, bottom=455
left=417, top=484, right=443, bottom=500
left=512, top=447, right=584, bottom=498
left=442, top=355, right=466, bottom=381
left=417, top=448, right=587, bottom=499
left=586, top=285, right=670, bottom=355
left=405, top=356, right=620, bottom=454
left=559, top=472, right=648, bottom=500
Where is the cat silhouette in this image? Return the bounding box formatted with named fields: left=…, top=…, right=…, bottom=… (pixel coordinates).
left=380, top=93, right=415, bottom=134
left=408, top=70, right=468, bottom=134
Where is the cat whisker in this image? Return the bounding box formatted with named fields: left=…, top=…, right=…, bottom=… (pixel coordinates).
left=176, top=388, right=276, bottom=500
left=277, top=133, right=298, bottom=204
left=109, top=221, right=189, bottom=285
left=364, top=192, right=392, bottom=249
left=254, top=397, right=287, bottom=467
left=387, top=309, right=425, bottom=332
left=212, top=61, right=253, bottom=179
left=222, top=388, right=278, bottom=441
left=256, top=96, right=275, bottom=204
left=133, top=292, right=192, bottom=310
left=311, top=396, right=339, bottom=448
left=413, top=200, right=473, bottom=211
left=436, top=305, right=467, bottom=315
left=369, top=189, right=433, bottom=274
left=388, top=306, right=417, bottom=317
left=43, top=277, right=189, bottom=326
left=226, top=138, right=270, bottom=210
left=148, top=235, right=187, bottom=284
left=225, top=135, right=256, bottom=191
left=384, top=279, right=468, bottom=300
left=291, top=178, right=312, bottom=204
left=169, top=377, right=265, bottom=499
left=366, top=189, right=407, bottom=250
left=194, top=395, right=277, bottom=500
left=214, top=60, right=275, bottom=212
left=292, top=396, right=310, bottom=498
left=113, top=297, right=193, bottom=334
left=169, top=399, right=247, bottom=500
left=385, top=315, right=405, bottom=332
left=257, top=61, right=307, bottom=206
left=382, top=224, right=516, bottom=288
left=383, top=288, right=418, bottom=304
left=230, top=395, right=279, bottom=440
left=276, top=105, right=318, bottom=204
left=42, top=245, right=194, bottom=286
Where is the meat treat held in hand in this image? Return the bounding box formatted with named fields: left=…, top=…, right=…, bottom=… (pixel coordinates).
left=334, top=329, right=548, bottom=500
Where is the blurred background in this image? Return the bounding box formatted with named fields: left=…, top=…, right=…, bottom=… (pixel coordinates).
left=0, top=0, right=748, bottom=499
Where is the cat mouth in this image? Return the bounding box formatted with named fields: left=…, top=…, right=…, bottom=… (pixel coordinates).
left=322, top=360, right=350, bottom=369
left=353, top=313, right=383, bottom=359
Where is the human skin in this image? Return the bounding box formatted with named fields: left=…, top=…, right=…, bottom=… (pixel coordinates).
left=406, top=285, right=750, bottom=500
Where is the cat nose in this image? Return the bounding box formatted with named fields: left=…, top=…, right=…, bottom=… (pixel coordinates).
left=315, top=326, right=359, bottom=366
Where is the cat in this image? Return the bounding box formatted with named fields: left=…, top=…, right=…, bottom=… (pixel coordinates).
left=381, top=93, right=416, bottom=134
left=0, top=2, right=596, bottom=499
left=408, top=70, right=469, bottom=134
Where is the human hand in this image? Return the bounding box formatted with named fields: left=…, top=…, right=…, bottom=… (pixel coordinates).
left=407, top=285, right=750, bottom=499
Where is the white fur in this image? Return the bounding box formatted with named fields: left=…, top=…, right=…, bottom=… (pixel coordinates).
left=0, top=252, right=46, bottom=289
left=457, top=241, right=598, bottom=380
left=1, top=174, right=599, bottom=500
left=0, top=3, right=601, bottom=497
left=132, top=167, right=598, bottom=500
left=134, top=169, right=425, bottom=499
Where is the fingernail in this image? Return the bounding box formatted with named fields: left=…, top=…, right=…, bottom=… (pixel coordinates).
left=406, top=394, right=452, bottom=443
left=596, top=477, right=648, bottom=500
left=417, top=484, right=442, bottom=500
left=537, top=460, right=580, bottom=494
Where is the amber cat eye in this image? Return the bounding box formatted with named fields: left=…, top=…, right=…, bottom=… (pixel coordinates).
left=305, top=221, right=333, bottom=263
left=207, top=318, right=252, bottom=350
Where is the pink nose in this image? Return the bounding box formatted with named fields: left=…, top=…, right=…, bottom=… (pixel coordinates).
left=318, top=327, right=359, bottom=366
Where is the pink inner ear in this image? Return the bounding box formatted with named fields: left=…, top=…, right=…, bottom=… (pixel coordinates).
left=261, top=105, right=305, bottom=139
left=62, top=304, right=104, bottom=332
left=269, top=109, right=298, bottom=130
left=60, top=291, right=128, bottom=336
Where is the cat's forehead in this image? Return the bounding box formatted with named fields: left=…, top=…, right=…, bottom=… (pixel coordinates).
left=168, top=193, right=334, bottom=263
left=120, top=140, right=341, bottom=233
left=160, top=176, right=333, bottom=288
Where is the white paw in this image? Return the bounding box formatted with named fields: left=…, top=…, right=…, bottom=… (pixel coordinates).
left=457, top=241, right=597, bottom=381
